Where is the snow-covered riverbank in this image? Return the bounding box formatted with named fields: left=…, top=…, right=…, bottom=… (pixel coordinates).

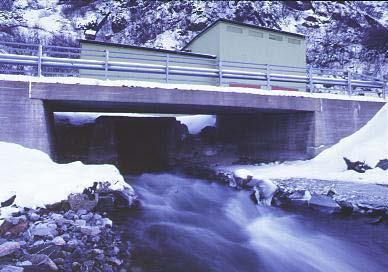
left=0, top=142, right=135, bottom=221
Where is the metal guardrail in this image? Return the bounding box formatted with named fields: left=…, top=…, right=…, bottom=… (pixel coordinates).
left=0, top=41, right=386, bottom=98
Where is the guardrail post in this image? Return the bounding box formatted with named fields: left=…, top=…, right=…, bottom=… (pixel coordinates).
left=218, top=60, right=222, bottom=86
left=166, top=54, right=169, bottom=83
left=383, top=82, right=387, bottom=100
left=266, top=64, right=271, bottom=90
left=347, top=70, right=352, bottom=96
left=308, top=66, right=314, bottom=93
left=104, top=49, right=109, bottom=80
left=37, top=44, right=43, bottom=77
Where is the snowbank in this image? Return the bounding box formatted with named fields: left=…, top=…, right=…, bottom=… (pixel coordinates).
left=0, top=142, right=132, bottom=219
left=227, top=103, right=388, bottom=184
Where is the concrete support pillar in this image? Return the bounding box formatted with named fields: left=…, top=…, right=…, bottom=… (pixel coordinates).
left=0, top=81, right=55, bottom=157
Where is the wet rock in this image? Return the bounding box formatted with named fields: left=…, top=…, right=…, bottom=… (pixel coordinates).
left=367, top=216, right=384, bottom=225
left=80, top=226, right=100, bottom=236
left=67, top=194, right=97, bottom=212
left=100, top=218, right=112, bottom=228
left=376, top=159, right=388, bottom=170
left=343, top=157, right=372, bottom=173
left=0, top=241, right=20, bottom=257
left=0, top=265, right=23, bottom=272
left=308, top=194, right=341, bottom=214
left=95, top=195, right=115, bottom=212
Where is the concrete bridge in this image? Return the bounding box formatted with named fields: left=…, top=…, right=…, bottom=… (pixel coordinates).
left=0, top=78, right=385, bottom=163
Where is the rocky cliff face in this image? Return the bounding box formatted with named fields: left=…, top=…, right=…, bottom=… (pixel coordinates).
left=0, top=1, right=387, bottom=76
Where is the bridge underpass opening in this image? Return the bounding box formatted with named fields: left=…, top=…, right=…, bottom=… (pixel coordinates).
left=53, top=112, right=190, bottom=174
left=216, top=111, right=316, bottom=162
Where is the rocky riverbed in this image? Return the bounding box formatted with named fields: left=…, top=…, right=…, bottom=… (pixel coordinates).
left=0, top=209, right=131, bottom=272
left=0, top=183, right=137, bottom=272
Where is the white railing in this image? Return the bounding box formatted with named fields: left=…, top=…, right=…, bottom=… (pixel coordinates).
left=0, top=41, right=386, bottom=98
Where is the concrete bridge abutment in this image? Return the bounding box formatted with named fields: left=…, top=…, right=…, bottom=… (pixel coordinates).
left=216, top=100, right=384, bottom=162
left=0, top=81, right=55, bottom=157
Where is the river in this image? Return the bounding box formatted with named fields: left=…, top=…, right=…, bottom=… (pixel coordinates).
left=113, top=173, right=388, bottom=272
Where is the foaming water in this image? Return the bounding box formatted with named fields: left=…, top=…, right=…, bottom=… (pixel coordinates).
left=116, top=173, right=388, bottom=272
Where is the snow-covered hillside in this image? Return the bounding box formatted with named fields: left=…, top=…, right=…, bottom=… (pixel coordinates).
left=0, top=1, right=387, bottom=76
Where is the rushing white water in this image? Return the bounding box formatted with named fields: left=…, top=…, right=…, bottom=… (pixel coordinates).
left=118, top=173, right=388, bottom=272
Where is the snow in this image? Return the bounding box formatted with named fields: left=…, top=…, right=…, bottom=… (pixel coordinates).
left=176, top=115, right=215, bottom=134
left=1, top=74, right=385, bottom=103
left=226, top=103, right=388, bottom=184
left=0, top=142, right=133, bottom=220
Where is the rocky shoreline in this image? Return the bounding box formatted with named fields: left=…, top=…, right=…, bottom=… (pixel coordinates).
left=0, top=184, right=137, bottom=272
left=178, top=163, right=388, bottom=223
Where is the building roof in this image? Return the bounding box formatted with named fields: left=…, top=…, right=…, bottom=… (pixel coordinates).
left=182, top=18, right=305, bottom=50
left=79, top=39, right=216, bottom=59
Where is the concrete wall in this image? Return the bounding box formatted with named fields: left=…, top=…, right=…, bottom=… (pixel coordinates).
left=217, top=112, right=315, bottom=162
left=217, top=100, right=385, bottom=162
left=0, top=81, right=54, bottom=157
left=309, top=99, right=385, bottom=156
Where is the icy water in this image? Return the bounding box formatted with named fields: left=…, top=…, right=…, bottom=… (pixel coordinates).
left=115, top=173, right=388, bottom=272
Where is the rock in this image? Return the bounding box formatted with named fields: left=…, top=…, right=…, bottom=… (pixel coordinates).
left=77, top=209, right=88, bottom=216
left=80, top=226, right=101, bottom=236
left=367, top=216, right=384, bottom=225
left=93, top=214, right=102, bottom=220
left=0, top=266, right=23, bottom=272
left=16, top=261, right=32, bottom=267
left=33, top=240, right=45, bottom=246
left=100, top=218, right=112, bottom=228
left=95, top=195, right=115, bottom=212
left=80, top=213, right=93, bottom=221
left=1, top=195, right=16, bottom=208
left=66, top=239, right=78, bottom=249
left=308, top=194, right=341, bottom=214
left=288, top=190, right=312, bottom=205
left=68, top=193, right=98, bottom=212
left=72, top=262, right=81, bottom=271
left=25, top=254, right=58, bottom=271
left=74, top=220, right=87, bottom=227
left=53, top=258, right=64, bottom=265
left=52, top=236, right=66, bottom=246
left=0, top=241, right=20, bottom=257
left=28, top=212, right=40, bottom=222
left=0, top=217, right=28, bottom=237
left=50, top=213, right=64, bottom=221
left=61, top=234, right=70, bottom=242
left=29, top=223, right=58, bottom=237
left=343, top=157, right=372, bottom=173
left=376, top=159, right=388, bottom=170
left=81, top=260, right=95, bottom=272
